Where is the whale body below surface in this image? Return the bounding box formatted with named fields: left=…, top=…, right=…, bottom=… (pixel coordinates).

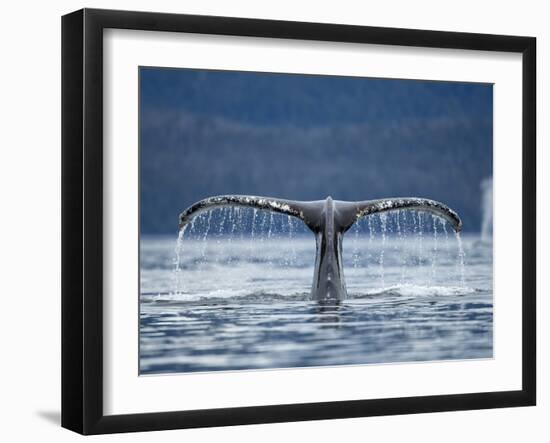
left=178, top=195, right=462, bottom=302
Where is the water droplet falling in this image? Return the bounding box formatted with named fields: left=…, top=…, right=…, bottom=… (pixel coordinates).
left=455, top=231, right=466, bottom=288
left=352, top=221, right=360, bottom=269
left=441, top=218, right=449, bottom=244
left=379, top=213, right=387, bottom=289
left=368, top=215, right=375, bottom=265
left=397, top=210, right=407, bottom=283
left=200, top=210, right=213, bottom=262
left=251, top=208, right=257, bottom=237
left=431, top=216, right=438, bottom=285
left=236, top=206, right=244, bottom=241
left=266, top=212, right=275, bottom=266
left=288, top=215, right=297, bottom=267
left=440, top=218, right=450, bottom=268
left=215, top=209, right=223, bottom=243
left=249, top=208, right=258, bottom=258
left=215, top=208, right=228, bottom=264
left=173, top=224, right=188, bottom=295
left=417, top=212, right=424, bottom=268
left=411, top=210, right=418, bottom=270
left=258, top=211, right=268, bottom=250
left=226, top=207, right=237, bottom=264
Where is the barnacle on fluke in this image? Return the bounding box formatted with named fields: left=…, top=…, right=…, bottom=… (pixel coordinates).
left=179, top=195, right=461, bottom=302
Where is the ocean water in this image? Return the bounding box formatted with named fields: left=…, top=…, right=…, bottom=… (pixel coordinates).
left=140, top=210, right=493, bottom=375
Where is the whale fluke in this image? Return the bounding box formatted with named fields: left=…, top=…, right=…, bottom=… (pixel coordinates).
left=178, top=195, right=462, bottom=302
left=336, top=198, right=462, bottom=233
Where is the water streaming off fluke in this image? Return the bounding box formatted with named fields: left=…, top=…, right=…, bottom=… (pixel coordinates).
left=172, top=206, right=468, bottom=298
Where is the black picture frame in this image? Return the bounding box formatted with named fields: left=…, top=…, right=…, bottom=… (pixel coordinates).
left=62, top=8, right=536, bottom=435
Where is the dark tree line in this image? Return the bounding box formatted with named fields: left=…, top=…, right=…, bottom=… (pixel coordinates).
left=140, top=111, right=492, bottom=234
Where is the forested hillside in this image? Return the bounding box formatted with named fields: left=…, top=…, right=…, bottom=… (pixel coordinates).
left=139, top=68, right=492, bottom=234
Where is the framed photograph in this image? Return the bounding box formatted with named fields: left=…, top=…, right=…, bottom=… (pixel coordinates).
left=61, top=8, right=536, bottom=435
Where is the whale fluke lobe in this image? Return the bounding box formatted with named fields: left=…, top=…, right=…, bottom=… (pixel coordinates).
left=349, top=198, right=462, bottom=233
left=178, top=195, right=462, bottom=302
left=179, top=195, right=313, bottom=230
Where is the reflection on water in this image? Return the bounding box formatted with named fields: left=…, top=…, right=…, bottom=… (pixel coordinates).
left=315, top=302, right=342, bottom=327
left=140, top=230, right=492, bottom=375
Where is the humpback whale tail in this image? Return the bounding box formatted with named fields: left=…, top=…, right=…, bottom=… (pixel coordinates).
left=178, top=195, right=461, bottom=302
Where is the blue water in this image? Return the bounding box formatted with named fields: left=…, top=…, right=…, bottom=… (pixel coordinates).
left=139, top=211, right=493, bottom=374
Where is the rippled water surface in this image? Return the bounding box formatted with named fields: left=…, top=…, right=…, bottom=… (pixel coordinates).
left=140, top=212, right=492, bottom=374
